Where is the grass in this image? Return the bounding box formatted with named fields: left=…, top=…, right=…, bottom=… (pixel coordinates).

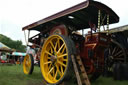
left=0, top=64, right=43, bottom=85
left=0, top=64, right=128, bottom=85
left=91, top=76, right=128, bottom=85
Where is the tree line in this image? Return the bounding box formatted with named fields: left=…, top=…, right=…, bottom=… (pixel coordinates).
left=0, top=34, right=26, bottom=52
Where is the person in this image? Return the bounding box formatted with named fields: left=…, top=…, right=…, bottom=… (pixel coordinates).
left=0, top=54, right=1, bottom=62
left=26, top=45, right=36, bottom=57
left=2, top=54, right=7, bottom=61
left=19, top=56, right=23, bottom=65
left=0, top=52, right=1, bottom=59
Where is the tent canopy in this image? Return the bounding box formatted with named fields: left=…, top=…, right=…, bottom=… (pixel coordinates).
left=0, top=42, right=14, bottom=52
left=12, top=52, right=26, bottom=56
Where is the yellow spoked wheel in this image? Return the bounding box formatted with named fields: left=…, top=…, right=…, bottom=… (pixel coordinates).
left=23, top=54, right=34, bottom=75
left=40, top=35, right=72, bottom=84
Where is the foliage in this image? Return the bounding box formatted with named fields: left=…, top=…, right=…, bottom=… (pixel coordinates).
left=0, top=34, right=26, bottom=52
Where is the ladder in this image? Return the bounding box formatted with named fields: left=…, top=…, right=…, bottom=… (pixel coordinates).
left=71, top=55, right=91, bottom=85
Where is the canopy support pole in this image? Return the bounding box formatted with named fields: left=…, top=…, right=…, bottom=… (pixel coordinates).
left=24, top=31, right=27, bottom=45
left=27, top=30, right=30, bottom=45
left=97, top=10, right=101, bottom=32
left=107, top=14, right=109, bottom=35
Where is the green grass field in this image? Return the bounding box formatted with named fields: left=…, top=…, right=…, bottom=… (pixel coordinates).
left=0, top=64, right=128, bottom=85
left=91, top=76, right=128, bottom=85
left=0, top=64, right=43, bottom=85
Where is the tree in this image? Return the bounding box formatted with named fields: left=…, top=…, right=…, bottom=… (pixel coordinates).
left=0, top=34, right=26, bottom=52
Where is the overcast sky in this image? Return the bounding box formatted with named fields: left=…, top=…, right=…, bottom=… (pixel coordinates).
left=0, top=0, right=128, bottom=45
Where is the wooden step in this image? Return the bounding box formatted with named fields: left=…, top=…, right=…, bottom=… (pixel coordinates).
left=71, top=55, right=91, bottom=85
left=71, top=55, right=83, bottom=85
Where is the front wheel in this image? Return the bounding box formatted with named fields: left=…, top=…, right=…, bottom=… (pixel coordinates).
left=23, top=54, right=34, bottom=75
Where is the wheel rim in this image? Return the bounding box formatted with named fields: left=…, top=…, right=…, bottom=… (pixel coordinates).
left=23, top=54, right=32, bottom=74
left=40, top=35, right=69, bottom=84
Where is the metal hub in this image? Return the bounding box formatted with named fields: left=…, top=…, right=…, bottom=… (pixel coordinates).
left=51, top=55, right=57, bottom=63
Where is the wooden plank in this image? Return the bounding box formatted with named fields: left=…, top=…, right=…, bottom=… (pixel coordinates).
left=76, top=55, right=91, bottom=85
left=71, top=55, right=83, bottom=85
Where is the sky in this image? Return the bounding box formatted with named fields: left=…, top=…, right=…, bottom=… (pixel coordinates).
left=0, top=0, right=128, bottom=45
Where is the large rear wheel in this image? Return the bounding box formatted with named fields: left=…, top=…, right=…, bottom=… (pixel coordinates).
left=40, top=35, right=72, bottom=84
left=105, top=39, right=126, bottom=67
left=104, top=39, right=127, bottom=78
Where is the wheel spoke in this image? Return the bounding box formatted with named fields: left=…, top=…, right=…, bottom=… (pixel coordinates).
left=50, top=41, right=55, bottom=49
left=116, top=53, right=124, bottom=58
left=26, top=58, right=28, bottom=61
left=26, top=67, right=29, bottom=72
left=25, top=63, right=27, bottom=66
left=28, top=60, right=31, bottom=64
left=61, top=66, right=64, bottom=74
left=50, top=41, right=57, bottom=53
left=48, top=64, right=52, bottom=70
left=63, top=58, right=68, bottom=61
left=50, top=47, right=53, bottom=54
left=45, top=50, right=54, bottom=56
left=53, top=41, right=58, bottom=54
left=47, top=56, right=51, bottom=59
left=48, top=67, right=54, bottom=76
left=44, top=61, right=52, bottom=65
left=109, top=48, right=111, bottom=55
left=115, top=58, right=124, bottom=60
left=28, top=61, right=31, bottom=66
left=56, top=64, right=61, bottom=76
left=57, top=53, right=68, bottom=59
left=55, top=41, right=58, bottom=51
left=54, top=70, right=58, bottom=80
left=57, top=43, right=65, bottom=54
left=57, top=60, right=66, bottom=67
left=113, top=50, right=123, bottom=57
left=61, top=46, right=66, bottom=54
left=28, top=58, right=30, bottom=61
left=112, top=47, right=117, bottom=55
left=52, top=67, right=55, bottom=77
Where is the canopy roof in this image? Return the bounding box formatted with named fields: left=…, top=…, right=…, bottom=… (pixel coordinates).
left=12, top=52, right=26, bottom=56
left=105, top=24, right=128, bottom=33
left=22, top=0, right=119, bottom=32
left=103, top=24, right=128, bottom=36
left=0, top=42, right=14, bottom=52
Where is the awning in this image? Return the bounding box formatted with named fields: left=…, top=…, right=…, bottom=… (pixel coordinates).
left=0, top=42, right=14, bottom=52
left=12, top=52, right=26, bottom=56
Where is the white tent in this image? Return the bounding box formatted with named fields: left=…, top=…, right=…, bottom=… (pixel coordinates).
left=0, top=42, right=14, bottom=52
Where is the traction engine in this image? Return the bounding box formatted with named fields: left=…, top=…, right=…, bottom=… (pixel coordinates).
left=22, top=0, right=120, bottom=85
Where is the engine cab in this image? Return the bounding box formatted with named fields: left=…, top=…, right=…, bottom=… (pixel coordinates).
left=79, top=10, right=112, bottom=74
